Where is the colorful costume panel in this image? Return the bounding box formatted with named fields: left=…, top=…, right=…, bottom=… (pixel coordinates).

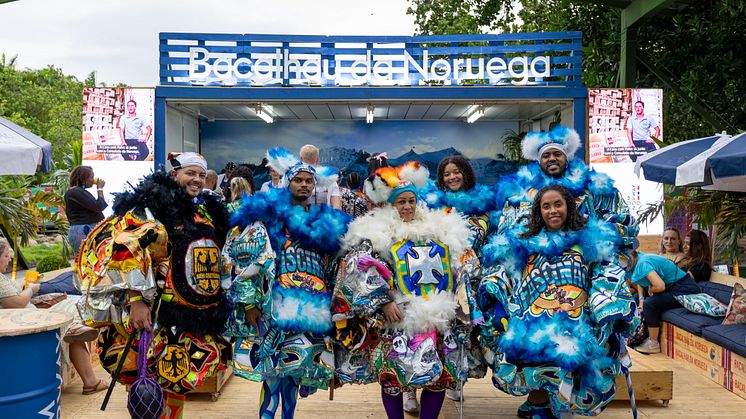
left=333, top=205, right=482, bottom=395
left=420, top=182, right=495, bottom=378
left=223, top=188, right=349, bottom=390
left=76, top=172, right=231, bottom=394
left=421, top=182, right=497, bottom=257
left=478, top=219, right=637, bottom=415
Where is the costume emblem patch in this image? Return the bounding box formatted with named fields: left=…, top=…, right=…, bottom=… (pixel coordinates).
left=391, top=239, right=451, bottom=296
left=158, top=345, right=190, bottom=383
left=185, top=239, right=221, bottom=295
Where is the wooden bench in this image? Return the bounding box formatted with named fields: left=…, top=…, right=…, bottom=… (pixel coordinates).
left=614, top=350, right=673, bottom=406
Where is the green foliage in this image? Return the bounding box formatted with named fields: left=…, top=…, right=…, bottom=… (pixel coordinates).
left=20, top=243, right=68, bottom=265
left=36, top=254, right=70, bottom=273
left=0, top=54, right=85, bottom=166
left=638, top=187, right=746, bottom=265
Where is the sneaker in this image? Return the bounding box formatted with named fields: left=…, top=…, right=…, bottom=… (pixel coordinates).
left=517, top=400, right=532, bottom=418
left=445, top=388, right=463, bottom=401
left=634, top=337, right=661, bottom=354
left=63, top=324, right=99, bottom=343
left=403, top=390, right=419, bottom=413
left=529, top=404, right=559, bottom=419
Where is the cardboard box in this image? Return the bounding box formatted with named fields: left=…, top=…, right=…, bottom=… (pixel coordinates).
left=672, top=346, right=728, bottom=387
left=663, top=324, right=725, bottom=366
left=731, top=373, right=746, bottom=400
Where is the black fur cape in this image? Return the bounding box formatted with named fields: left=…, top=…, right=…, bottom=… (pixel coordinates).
left=113, top=171, right=230, bottom=336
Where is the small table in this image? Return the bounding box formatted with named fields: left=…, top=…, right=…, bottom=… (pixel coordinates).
left=0, top=309, right=72, bottom=417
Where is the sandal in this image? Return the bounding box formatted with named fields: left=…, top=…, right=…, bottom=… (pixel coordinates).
left=82, top=378, right=109, bottom=395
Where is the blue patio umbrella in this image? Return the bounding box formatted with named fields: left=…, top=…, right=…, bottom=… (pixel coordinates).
left=634, top=132, right=746, bottom=192
left=0, top=116, right=52, bottom=175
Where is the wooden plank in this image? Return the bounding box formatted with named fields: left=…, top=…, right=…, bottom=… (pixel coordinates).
left=614, top=371, right=672, bottom=401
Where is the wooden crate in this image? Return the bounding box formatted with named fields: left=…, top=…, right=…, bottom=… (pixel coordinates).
left=187, top=365, right=233, bottom=401
left=614, top=350, right=673, bottom=405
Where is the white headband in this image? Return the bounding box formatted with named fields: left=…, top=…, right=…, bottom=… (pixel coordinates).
left=170, top=152, right=207, bottom=172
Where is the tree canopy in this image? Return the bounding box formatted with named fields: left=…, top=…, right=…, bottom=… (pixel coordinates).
left=0, top=54, right=93, bottom=165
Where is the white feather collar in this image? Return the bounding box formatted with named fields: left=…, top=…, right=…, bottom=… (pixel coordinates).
left=342, top=204, right=472, bottom=268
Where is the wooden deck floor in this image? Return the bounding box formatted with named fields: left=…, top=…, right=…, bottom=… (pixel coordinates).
left=61, top=352, right=746, bottom=418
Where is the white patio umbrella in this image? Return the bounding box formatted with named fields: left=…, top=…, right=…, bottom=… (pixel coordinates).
left=634, top=131, right=746, bottom=192
left=0, top=116, right=52, bottom=175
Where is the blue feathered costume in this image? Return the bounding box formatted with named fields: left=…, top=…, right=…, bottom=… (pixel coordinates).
left=493, top=159, right=638, bottom=265
left=478, top=218, right=637, bottom=415
left=222, top=187, right=350, bottom=390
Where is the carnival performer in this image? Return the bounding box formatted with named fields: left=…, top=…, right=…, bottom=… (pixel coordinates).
left=494, top=125, right=638, bottom=265
left=75, top=152, right=231, bottom=419
left=332, top=162, right=481, bottom=419
left=418, top=155, right=492, bottom=404
left=478, top=184, right=636, bottom=418
left=488, top=126, right=638, bottom=418
left=222, top=147, right=349, bottom=419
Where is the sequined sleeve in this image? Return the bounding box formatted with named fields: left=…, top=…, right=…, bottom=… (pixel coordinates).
left=74, top=210, right=168, bottom=326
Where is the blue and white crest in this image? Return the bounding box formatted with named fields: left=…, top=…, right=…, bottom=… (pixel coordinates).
left=391, top=239, right=452, bottom=296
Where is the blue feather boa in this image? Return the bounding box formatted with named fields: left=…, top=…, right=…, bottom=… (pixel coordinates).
left=499, top=312, right=614, bottom=380
left=420, top=181, right=497, bottom=216
left=481, top=218, right=621, bottom=279
left=495, top=160, right=617, bottom=207
left=230, top=188, right=350, bottom=254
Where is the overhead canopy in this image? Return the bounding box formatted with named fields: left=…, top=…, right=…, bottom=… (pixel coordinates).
left=0, top=116, right=52, bottom=175
left=634, top=132, right=746, bottom=192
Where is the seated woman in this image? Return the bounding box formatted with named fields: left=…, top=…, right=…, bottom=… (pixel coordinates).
left=0, top=238, right=107, bottom=395
left=332, top=162, right=482, bottom=419
left=676, top=229, right=712, bottom=282
left=658, top=227, right=685, bottom=263
left=478, top=185, right=636, bottom=418
left=629, top=250, right=700, bottom=354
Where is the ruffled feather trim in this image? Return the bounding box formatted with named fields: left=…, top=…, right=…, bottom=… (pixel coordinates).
left=342, top=204, right=471, bottom=269
left=231, top=188, right=350, bottom=254
left=482, top=218, right=620, bottom=278
left=421, top=182, right=497, bottom=216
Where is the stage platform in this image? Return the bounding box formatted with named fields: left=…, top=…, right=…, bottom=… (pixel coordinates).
left=60, top=350, right=746, bottom=418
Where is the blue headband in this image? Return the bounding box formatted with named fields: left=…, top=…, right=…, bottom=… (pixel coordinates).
left=286, top=163, right=316, bottom=183
left=387, top=182, right=418, bottom=203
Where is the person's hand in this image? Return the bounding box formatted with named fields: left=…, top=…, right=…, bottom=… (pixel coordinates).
left=129, top=300, right=152, bottom=331
left=27, top=283, right=40, bottom=295
left=244, top=306, right=262, bottom=331
left=95, top=178, right=106, bottom=188
left=381, top=302, right=403, bottom=323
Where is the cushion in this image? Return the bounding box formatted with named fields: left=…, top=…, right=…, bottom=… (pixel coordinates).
left=661, top=308, right=724, bottom=336
left=674, top=293, right=728, bottom=317
left=701, top=324, right=746, bottom=358
left=723, top=283, right=746, bottom=325
left=699, top=281, right=734, bottom=305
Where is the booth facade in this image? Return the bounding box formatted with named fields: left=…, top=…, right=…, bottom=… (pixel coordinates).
left=155, top=32, right=587, bottom=181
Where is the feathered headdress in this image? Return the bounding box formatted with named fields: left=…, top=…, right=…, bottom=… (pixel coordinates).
left=363, top=161, right=430, bottom=204
left=521, top=125, right=581, bottom=161
left=265, top=147, right=338, bottom=188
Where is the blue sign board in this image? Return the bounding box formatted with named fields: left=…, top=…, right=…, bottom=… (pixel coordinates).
left=159, top=32, right=582, bottom=87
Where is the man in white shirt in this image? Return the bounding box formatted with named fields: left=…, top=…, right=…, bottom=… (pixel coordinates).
left=299, top=144, right=341, bottom=209
left=118, top=99, right=152, bottom=161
